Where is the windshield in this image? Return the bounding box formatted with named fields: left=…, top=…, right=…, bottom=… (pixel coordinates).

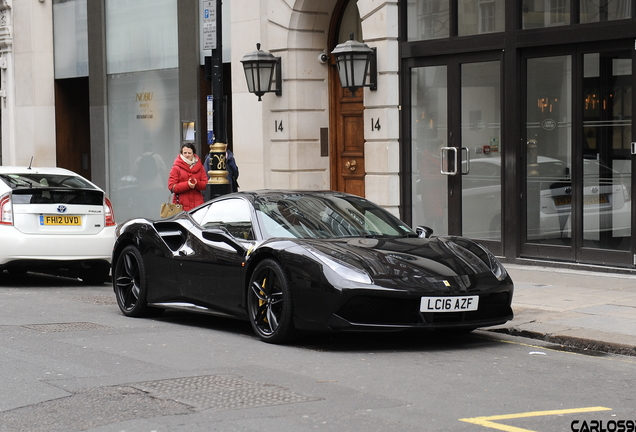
left=254, top=193, right=415, bottom=239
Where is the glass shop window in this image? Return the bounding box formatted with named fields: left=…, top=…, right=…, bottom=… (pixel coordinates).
left=580, top=0, right=631, bottom=23
left=522, top=0, right=570, bottom=29
left=458, top=0, right=505, bottom=36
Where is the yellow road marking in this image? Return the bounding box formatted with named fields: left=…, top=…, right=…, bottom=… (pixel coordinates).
left=459, top=406, right=612, bottom=432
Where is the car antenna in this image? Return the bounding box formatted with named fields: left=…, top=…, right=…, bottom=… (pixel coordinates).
left=27, top=156, right=33, bottom=170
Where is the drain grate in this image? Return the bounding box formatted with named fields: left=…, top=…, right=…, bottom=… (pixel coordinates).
left=132, top=374, right=323, bottom=411
left=21, top=322, right=112, bottom=332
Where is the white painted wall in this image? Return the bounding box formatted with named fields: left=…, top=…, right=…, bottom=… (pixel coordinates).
left=2, top=0, right=56, bottom=167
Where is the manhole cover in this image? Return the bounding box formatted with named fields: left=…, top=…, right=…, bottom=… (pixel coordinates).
left=133, top=374, right=322, bottom=411
left=21, top=322, right=112, bottom=332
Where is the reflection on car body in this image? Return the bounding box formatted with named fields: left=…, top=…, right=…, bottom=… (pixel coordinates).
left=462, top=156, right=630, bottom=242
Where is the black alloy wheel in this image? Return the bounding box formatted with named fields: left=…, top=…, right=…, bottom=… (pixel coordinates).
left=113, top=245, right=158, bottom=317
left=247, top=259, right=296, bottom=344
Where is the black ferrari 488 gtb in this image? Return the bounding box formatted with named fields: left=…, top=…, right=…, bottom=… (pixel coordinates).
left=112, top=190, right=513, bottom=343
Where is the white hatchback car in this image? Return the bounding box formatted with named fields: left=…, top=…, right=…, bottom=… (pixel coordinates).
left=0, top=166, right=116, bottom=283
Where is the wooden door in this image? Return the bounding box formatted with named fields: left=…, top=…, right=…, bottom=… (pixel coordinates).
left=55, top=78, right=91, bottom=179
left=329, top=62, right=365, bottom=197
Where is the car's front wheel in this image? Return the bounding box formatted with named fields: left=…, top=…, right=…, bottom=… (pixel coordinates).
left=113, top=245, right=156, bottom=317
left=247, top=259, right=296, bottom=344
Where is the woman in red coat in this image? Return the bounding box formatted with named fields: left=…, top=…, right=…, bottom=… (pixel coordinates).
left=167, top=143, right=208, bottom=211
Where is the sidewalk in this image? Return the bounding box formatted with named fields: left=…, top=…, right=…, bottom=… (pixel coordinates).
left=487, top=264, right=636, bottom=356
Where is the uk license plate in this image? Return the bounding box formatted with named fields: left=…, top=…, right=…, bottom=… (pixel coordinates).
left=420, top=296, right=479, bottom=312
left=40, top=215, right=82, bottom=226
left=553, top=195, right=608, bottom=206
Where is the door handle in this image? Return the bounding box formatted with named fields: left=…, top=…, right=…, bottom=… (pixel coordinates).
left=345, top=159, right=357, bottom=172
left=461, top=147, right=470, bottom=175
left=440, top=147, right=470, bottom=175
left=440, top=147, right=458, bottom=175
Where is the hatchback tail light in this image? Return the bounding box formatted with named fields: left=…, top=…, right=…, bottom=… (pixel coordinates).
left=0, top=193, right=12, bottom=225
left=104, top=197, right=116, bottom=227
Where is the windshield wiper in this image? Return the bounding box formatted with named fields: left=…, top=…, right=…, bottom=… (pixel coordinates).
left=399, top=233, right=419, bottom=238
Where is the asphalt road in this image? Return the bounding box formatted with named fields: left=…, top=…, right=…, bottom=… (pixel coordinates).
left=0, top=272, right=634, bottom=432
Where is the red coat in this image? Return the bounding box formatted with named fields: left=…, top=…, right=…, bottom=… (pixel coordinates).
left=168, top=155, right=208, bottom=211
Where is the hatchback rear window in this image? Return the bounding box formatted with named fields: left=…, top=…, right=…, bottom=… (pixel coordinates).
left=0, top=173, right=103, bottom=206
left=11, top=189, right=104, bottom=205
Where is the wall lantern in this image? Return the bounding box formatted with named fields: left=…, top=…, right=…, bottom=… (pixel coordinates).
left=240, top=43, right=282, bottom=101
left=330, top=34, right=377, bottom=96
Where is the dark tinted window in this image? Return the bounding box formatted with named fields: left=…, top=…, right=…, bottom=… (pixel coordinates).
left=192, top=198, right=254, bottom=240
left=1, top=172, right=102, bottom=205
left=11, top=189, right=104, bottom=205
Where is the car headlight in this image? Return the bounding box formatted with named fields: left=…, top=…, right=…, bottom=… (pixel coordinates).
left=483, top=248, right=508, bottom=281
left=304, top=245, right=372, bottom=285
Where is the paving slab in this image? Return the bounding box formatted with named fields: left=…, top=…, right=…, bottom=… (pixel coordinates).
left=488, top=264, right=636, bottom=356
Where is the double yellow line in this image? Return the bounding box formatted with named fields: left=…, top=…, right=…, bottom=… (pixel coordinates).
left=460, top=406, right=612, bottom=432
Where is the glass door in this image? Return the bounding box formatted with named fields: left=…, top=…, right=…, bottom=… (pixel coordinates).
left=580, top=51, right=632, bottom=252
left=411, top=65, right=449, bottom=235
left=460, top=60, right=502, bottom=243
left=522, top=45, right=633, bottom=265
left=525, top=55, right=573, bottom=250
left=410, top=56, right=503, bottom=252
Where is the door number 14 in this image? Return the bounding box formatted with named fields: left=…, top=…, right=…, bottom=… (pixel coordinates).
left=371, top=117, right=381, bottom=131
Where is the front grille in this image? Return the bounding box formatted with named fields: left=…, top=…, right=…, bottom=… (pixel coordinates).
left=335, top=291, right=511, bottom=326
left=421, top=292, right=511, bottom=324
left=335, top=296, right=421, bottom=325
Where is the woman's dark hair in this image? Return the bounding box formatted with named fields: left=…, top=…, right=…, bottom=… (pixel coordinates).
left=180, top=142, right=197, bottom=154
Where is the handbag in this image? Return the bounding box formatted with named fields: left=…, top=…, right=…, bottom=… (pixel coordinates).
left=160, top=192, right=183, bottom=218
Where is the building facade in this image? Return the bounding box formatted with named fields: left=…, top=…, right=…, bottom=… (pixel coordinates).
left=2, top=0, right=636, bottom=271
left=0, top=0, right=57, bottom=169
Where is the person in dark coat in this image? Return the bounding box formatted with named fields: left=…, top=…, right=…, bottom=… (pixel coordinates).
left=204, top=149, right=240, bottom=193
left=168, top=143, right=208, bottom=211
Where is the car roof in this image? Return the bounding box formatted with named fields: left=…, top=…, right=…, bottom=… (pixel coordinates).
left=228, top=189, right=357, bottom=202
left=0, top=166, right=80, bottom=176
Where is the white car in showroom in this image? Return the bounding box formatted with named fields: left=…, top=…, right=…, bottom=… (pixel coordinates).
left=0, top=165, right=116, bottom=283
left=462, top=156, right=631, bottom=243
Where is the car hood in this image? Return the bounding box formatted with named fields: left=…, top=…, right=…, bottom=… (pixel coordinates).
left=284, top=236, right=502, bottom=289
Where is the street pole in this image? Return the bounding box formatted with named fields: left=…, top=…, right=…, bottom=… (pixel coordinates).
left=205, top=0, right=229, bottom=200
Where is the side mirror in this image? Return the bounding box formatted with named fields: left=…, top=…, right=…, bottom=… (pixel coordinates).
left=202, top=228, right=246, bottom=255
left=416, top=226, right=434, bottom=238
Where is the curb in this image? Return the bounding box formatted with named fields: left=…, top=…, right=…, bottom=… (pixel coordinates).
left=487, top=327, right=636, bottom=357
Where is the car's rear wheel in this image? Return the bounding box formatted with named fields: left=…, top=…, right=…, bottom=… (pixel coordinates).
left=113, top=245, right=156, bottom=317
left=247, top=259, right=296, bottom=344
